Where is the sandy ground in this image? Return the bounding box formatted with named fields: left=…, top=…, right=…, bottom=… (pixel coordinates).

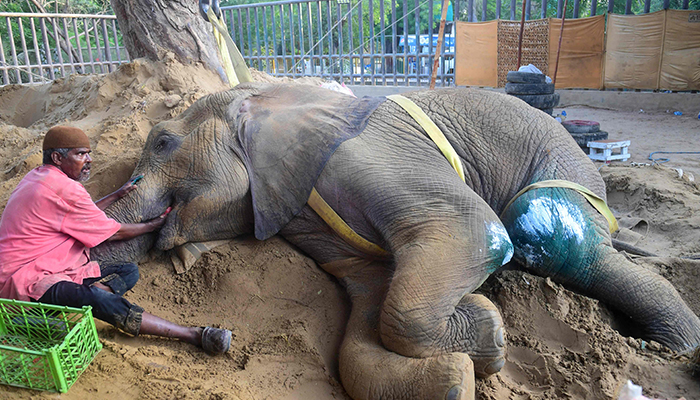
left=0, top=57, right=699, bottom=400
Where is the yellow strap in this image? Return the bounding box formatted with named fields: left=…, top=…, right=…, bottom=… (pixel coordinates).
left=207, top=7, right=253, bottom=87
left=307, top=188, right=388, bottom=258
left=307, top=95, right=464, bottom=257
left=387, top=94, right=466, bottom=183
left=500, top=179, right=619, bottom=233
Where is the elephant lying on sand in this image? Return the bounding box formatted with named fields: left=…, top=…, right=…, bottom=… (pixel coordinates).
left=94, top=82, right=700, bottom=400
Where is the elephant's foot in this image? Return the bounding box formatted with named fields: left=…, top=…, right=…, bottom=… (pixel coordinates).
left=340, top=337, right=475, bottom=400
left=338, top=260, right=477, bottom=400
left=451, top=293, right=506, bottom=378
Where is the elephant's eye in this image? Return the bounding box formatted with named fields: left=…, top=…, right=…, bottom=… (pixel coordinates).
left=153, top=133, right=180, bottom=156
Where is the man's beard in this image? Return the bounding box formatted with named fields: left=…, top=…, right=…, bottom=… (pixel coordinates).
left=78, top=167, right=90, bottom=182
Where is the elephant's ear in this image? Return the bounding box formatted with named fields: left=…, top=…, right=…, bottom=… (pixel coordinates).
left=234, top=84, right=385, bottom=240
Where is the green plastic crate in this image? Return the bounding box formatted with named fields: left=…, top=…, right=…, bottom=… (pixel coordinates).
left=0, top=299, right=102, bottom=393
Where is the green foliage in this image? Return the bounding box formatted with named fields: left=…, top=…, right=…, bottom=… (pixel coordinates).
left=1, top=0, right=120, bottom=83
left=0, top=0, right=112, bottom=14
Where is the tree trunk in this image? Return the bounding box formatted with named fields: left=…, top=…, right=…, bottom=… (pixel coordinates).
left=111, top=0, right=228, bottom=83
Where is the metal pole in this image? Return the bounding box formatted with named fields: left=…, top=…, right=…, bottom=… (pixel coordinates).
left=19, top=17, right=32, bottom=83
left=430, top=0, right=449, bottom=89
left=516, top=0, right=527, bottom=69
left=525, top=0, right=531, bottom=20
left=30, top=18, right=45, bottom=82
left=541, top=0, right=547, bottom=18
left=553, top=0, right=568, bottom=86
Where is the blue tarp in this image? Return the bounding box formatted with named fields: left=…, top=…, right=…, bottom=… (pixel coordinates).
left=398, top=34, right=456, bottom=52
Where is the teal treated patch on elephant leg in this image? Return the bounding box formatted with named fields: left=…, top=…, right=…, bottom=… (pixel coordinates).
left=485, top=221, right=514, bottom=273
left=502, top=194, right=603, bottom=288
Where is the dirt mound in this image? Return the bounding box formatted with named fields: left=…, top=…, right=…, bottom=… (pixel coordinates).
left=0, top=59, right=699, bottom=399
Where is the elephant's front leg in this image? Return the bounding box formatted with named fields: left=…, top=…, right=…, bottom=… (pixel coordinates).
left=329, top=258, right=475, bottom=400
left=379, top=203, right=514, bottom=377
left=501, top=187, right=700, bottom=352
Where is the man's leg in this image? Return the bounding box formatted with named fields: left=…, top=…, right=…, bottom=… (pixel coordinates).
left=37, top=280, right=230, bottom=354
left=84, top=263, right=140, bottom=296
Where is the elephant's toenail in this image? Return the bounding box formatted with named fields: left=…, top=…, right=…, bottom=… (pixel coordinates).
left=485, top=357, right=505, bottom=375
left=495, top=326, right=505, bottom=347
left=446, top=385, right=462, bottom=400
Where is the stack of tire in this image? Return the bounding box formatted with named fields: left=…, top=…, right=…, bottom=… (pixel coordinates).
left=561, top=120, right=608, bottom=150
left=505, top=71, right=559, bottom=115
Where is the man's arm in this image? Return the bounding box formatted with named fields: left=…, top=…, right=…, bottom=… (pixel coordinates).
left=95, top=177, right=140, bottom=211
left=106, top=209, right=169, bottom=241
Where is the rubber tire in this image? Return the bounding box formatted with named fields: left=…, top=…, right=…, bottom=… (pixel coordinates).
left=511, top=92, right=560, bottom=109
left=506, top=71, right=546, bottom=84
left=540, top=108, right=553, bottom=115
left=571, top=131, right=608, bottom=149
left=505, top=82, right=555, bottom=95
left=562, top=120, right=601, bottom=134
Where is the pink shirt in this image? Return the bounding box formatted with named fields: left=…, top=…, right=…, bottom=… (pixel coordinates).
left=0, top=165, right=121, bottom=301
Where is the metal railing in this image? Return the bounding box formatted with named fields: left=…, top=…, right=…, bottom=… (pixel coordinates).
left=221, top=0, right=457, bottom=87
left=0, top=12, right=128, bottom=85
left=1, top=1, right=697, bottom=87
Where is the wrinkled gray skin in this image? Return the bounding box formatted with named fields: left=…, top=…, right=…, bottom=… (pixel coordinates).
left=94, top=83, right=700, bottom=400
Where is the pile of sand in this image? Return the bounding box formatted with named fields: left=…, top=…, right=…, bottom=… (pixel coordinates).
left=0, top=58, right=698, bottom=399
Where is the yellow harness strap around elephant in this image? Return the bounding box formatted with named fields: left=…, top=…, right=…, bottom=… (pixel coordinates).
left=307, top=95, right=618, bottom=257
left=307, top=188, right=388, bottom=258
left=306, top=94, right=467, bottom=257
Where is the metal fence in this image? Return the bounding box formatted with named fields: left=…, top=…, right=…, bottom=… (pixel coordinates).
left=0, top=12, right=128, bottom=85
left=0, top=0, right=697, bottom=87
left=221, top=0, right=457, bottom=87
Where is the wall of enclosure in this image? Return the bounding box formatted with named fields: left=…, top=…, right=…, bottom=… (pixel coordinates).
left=455, top=9, right=700, bottom=90
left=0, top=12, right=127, bottom=85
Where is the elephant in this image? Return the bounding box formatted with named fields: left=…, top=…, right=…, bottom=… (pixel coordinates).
left=94, top=82, right=700, bottom=400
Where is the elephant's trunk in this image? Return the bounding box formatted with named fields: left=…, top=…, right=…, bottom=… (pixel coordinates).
left=92, top=177, right=170, bottom=266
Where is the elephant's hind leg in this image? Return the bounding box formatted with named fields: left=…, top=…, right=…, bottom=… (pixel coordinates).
left=336, top=260, right=475, bottom=400
left=501, top=187, right=700, bottom=352
left=379, top=210, right=514, bottom=377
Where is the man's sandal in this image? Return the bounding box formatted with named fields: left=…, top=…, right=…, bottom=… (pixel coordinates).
left=201, top=326, right=232, bottom=355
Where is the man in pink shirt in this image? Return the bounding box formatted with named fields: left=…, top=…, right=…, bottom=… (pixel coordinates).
left=0, top=126, right=230, bottom=355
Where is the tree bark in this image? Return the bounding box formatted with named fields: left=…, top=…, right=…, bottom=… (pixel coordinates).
left=110, top=0, right=228, bottom=83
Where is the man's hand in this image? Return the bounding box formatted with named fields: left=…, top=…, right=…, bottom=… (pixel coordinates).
left=144, top=207, right=172, bottom=232
left=96, top=175, right=144, bottom=211
left=115, top=179, right=138, bottom=198
left=107, top=207, right=172, bottom=242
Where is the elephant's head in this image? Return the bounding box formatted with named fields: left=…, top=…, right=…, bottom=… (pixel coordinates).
left=93, top=82, right=384, bottom=264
